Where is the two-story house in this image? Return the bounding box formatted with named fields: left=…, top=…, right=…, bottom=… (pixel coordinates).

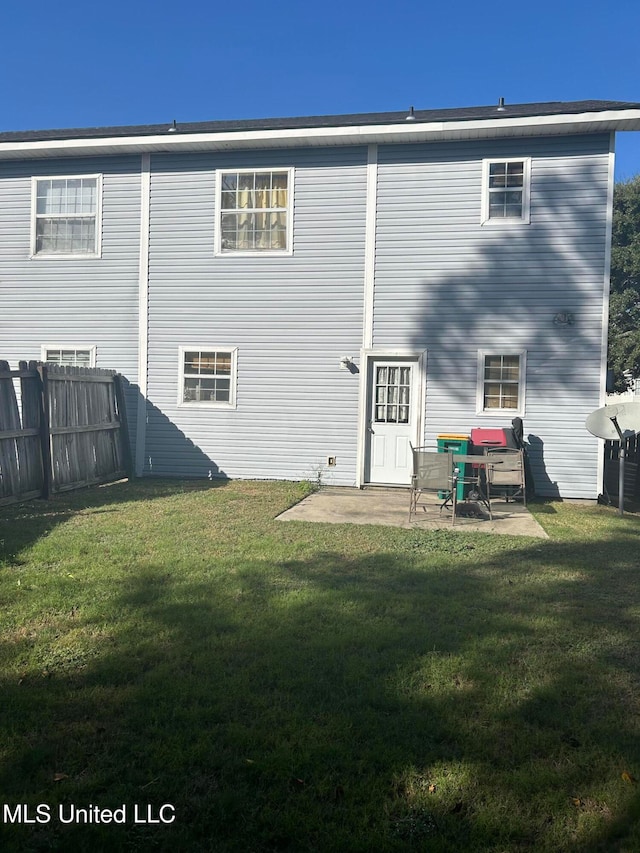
left=1, top=100, right=639, bottom=498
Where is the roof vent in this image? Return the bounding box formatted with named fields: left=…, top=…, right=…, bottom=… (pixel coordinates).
left=168, top=119, right=178, bottom=132
left=497, top=97, right=506, bottom=112
left=405, top=106, right=416, bottom=121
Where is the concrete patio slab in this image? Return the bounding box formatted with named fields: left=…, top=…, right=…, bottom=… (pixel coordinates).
left=277, top=486, right=548, bottom=538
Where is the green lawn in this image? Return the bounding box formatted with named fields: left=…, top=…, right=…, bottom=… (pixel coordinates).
left=1, top=479, right=639, bottom=852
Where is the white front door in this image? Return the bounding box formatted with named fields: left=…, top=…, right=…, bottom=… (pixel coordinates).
left=366, top=358, right=419, bottom=485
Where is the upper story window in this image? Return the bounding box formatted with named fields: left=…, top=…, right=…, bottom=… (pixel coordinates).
left=215, top=168, right=292, bottom=255
left=477, top=351, right=526, bottom=416
left=179, top=347, right=238, bottom=408
left=481, top=159, right=530, bottom=225
left=32, top=175, right=102, bottom=257
left=42, top=345, right=96, bottom=367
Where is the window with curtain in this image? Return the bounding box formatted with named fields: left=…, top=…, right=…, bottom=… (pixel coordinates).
left=374, top=365, right=411, bottom=423
left=217, top=170, right=290, bottom=253
left=33, top=176, right=101, bottom=256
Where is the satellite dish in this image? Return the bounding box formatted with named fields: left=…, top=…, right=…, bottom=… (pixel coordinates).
left=585, top=402, right=640, bottom=440
left=586, top=401, right=640, bottom=517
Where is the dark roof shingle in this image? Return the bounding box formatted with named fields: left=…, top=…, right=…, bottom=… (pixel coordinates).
left=1, top=100, right=638, bottom=143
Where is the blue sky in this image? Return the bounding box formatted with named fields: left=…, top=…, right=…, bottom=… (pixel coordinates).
left=2, top=0, right=639, bottom=180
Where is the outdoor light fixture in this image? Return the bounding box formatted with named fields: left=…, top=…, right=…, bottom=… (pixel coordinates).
left=553, top=312, right=575, bottom=326
left=340, top=356, right=353, bottom=369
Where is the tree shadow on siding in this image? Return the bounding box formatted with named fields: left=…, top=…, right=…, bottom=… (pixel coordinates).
left=121, top=378, right=229, bottom=481
left=393, top=154, right=611, bottom=496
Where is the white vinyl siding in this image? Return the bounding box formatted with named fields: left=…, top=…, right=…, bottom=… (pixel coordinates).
left=146, top=146, right=366, bottom=483
left=0, top=156, right=142, bottom=462
left=42, top=345, right=96, bottom=367
left=481, top=158, right=531, bottom=224
left=178, top=347, right=238, bottom=408
left=31, top=175, right=102, bottom=257
left=215, top=168, right=292, bottom=255
left=374, top=134, right=611, bottom=498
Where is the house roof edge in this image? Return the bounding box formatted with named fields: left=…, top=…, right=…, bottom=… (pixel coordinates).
left=0, top=101, right=639, bottom=160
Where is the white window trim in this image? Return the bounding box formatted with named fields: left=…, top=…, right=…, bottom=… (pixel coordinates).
left=177, top=346, right=238, bottom=409
left=481, top=158, right=531, bottom=226
left=214, top=167, right=294, bottom=257
left=476, top=350, right=527, bottom=417
left=30, top=174, right=103, bottom=259
left=41, top=345, right=97, bottom=367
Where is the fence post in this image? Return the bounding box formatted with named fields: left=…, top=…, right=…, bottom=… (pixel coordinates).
left=114, top=373, right=133, bottom=478
left=37, top=363, right=52, bottom=499
left=19, top=360, right=45, bottom=498
left=0, top=359, right=21, bottom=500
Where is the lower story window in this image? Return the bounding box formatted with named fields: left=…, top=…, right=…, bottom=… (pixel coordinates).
left=179, top=347, right=237, bottom=407
left=42, top=346, right=95, bottom=367
left=478, top=352, right=526, bottom=414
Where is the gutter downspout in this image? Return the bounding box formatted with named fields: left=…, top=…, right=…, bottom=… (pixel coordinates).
left=356, top=143, right=378, bottom=486
left=598, top=133, right=616, bottom=497
left=135, top=153, right=151, bottom=476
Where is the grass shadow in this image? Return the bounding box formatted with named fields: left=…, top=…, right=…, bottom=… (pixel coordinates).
left=0, top=483, right=639, bottom=851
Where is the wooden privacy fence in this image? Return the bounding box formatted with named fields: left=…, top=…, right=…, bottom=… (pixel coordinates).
left=0, top=361, right=131, bottom=507
left=0, top=361, right=43, bottom=505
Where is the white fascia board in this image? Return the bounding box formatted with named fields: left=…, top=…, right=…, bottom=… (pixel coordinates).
left=2, top=109, right=640, bottom=160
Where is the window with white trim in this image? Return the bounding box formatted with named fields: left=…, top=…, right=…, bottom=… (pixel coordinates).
left=42, top=346, right=96, bottom=367
left=481, top=159, right=530, bottom=224
left=179, top=348, right=238, bottom=407
left=32, top=175, right=101, bottom=256
left=216, top=169, right=291, bottom=254
left=477, top=352, right=526, bottom=415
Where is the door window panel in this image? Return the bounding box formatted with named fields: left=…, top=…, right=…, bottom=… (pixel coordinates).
left=374, top=365, right=411, bottom=423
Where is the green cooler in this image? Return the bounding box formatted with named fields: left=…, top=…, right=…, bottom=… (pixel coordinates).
left=437, top=434, right=471, bottom=501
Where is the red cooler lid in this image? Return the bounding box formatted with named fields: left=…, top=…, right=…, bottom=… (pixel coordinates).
left=471, top=427, right=508, bottom=446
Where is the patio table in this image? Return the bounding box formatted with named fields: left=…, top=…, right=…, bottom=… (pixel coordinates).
left=451, top=453, right=499, bottom=519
